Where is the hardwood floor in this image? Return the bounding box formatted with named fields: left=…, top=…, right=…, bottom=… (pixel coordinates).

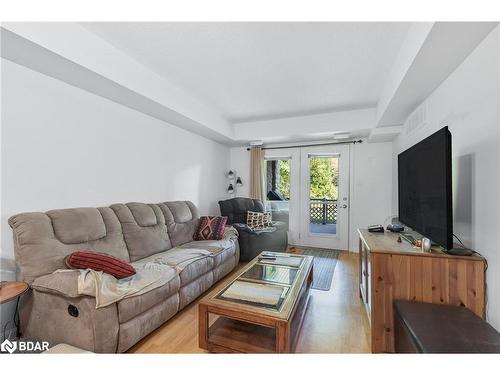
left=127, top=251, right=371, bottom=353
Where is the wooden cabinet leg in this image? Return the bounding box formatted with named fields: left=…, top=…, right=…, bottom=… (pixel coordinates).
left=199, top=304, right=209, bottom=350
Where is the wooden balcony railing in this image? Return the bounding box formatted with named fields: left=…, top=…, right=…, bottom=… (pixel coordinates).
left=309, top=199, right=337, bottom=224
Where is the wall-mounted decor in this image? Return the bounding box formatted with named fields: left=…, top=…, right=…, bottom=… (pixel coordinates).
left=226, top=170, right=243, bottom=196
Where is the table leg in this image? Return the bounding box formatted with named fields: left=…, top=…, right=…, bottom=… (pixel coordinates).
left=276, top=321, right=290, bottom=353
left=198, top=304, right=209, bottom=350
left=14, top=296, right=21, bottom=338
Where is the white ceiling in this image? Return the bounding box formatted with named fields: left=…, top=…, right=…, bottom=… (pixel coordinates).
left=81, top=22, right=410, bottom=123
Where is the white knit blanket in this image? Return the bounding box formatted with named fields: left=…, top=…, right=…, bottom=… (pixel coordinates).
left=79, top=248, right=211, bottom=308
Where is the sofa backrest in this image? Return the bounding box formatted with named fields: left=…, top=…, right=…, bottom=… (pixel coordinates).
left=218, top=197, right=264, bottom=224
left=161, top=201, right=199, bottom=247
left=8, top=207, right=129, bottom=283
left=9, top=201, right=199, bottom=282
left=109, top=201, right=199, bottom=262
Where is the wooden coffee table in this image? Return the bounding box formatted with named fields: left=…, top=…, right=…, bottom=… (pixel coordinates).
left=199, top=251, right=313, bottom=353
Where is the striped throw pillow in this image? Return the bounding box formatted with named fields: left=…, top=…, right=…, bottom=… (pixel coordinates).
left=65, top=251, right=136, bottom=279
left=194, top=216, right=228, bottom=241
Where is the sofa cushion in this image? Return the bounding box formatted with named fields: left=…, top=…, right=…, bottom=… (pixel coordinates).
left=213, top=243, right=236, bottom=266
left=135, top=247, right=215, bottom=287
left=111, top=203, right=172, bottom=262
left=213, top=257, right=237, bottom=282
left=180, top=238, right=236, bottom=267
left=160, top=201, right=199, bottom=247
left=117, top=294, right=179, bottom=353
left=117, top=275, right=180, bottom=323
left=178, top=256, right=214, bottom=286
left=48, top=208, right=106, bottom=244
left=179, top=272, right=214, bottom=309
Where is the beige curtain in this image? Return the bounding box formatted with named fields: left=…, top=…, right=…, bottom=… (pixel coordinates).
left=250, top=145, right=266, bottom=203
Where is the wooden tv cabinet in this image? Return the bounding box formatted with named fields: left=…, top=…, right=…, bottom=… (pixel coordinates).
left=358, top=228, right=486, bottom=353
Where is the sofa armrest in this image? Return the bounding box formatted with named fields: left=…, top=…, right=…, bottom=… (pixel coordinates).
left=31, top=271, right=80, bottom=298
left=232, top=223, right=256, bottom=234
left=272, top=221, right=287, bottom=231
left=22, top=273, right=119, bottom=353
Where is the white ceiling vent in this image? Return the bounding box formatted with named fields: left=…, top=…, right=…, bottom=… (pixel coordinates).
left=406, top=103, right=427, bottom=135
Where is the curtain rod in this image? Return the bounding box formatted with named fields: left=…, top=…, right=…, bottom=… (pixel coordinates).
left=246, top=139, right=363, bottom=151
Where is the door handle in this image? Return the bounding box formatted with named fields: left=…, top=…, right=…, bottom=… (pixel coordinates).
left=340, top=204, right=348, bottom=208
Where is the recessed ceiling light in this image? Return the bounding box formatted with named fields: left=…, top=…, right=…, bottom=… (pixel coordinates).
left=333, top=132, right=350, bottom=140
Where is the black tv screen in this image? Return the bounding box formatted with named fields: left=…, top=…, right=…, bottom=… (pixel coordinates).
left=398, top=126, right=453, bottom=249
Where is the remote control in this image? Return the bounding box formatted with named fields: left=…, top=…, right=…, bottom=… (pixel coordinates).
left=368, top=224, right=384, bottom=233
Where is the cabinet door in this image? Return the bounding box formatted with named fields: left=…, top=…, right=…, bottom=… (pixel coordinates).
left=366, top=249, right=371, bottom=314
left=359, top=239, right=368, bottom=304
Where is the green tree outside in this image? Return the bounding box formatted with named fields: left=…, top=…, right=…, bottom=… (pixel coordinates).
left=277, top=160, right=290, bottom=198
left=309, top=157, right=338, bottom=200
left=274, top=157, right=338, bottom=200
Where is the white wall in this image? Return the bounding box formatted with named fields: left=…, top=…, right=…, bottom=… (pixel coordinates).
left=229, top=147, right=251, bottom=198
left=1, top=59, right=230, bottom=266
left=391, top=26, right=500, bottom=330
left=349, top=142, right=394, bottom=251
left=230, top=142, right=394, bottom=251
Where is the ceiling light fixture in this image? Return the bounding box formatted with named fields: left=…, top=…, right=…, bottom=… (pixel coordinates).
left=333, top=132, right=351, bottom=140
left=249, top=140, right=264, bottom=146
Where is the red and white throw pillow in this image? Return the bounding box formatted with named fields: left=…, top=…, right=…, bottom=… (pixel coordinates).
left=65, top=251, right=136, bottom=279
left=194, top=216, right=228, bottom=241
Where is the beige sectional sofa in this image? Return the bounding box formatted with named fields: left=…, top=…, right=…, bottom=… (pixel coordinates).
left=8, top=201, right=239, bottom=353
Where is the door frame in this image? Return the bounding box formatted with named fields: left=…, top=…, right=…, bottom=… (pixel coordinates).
left=264, top=148, right=300, bottom=245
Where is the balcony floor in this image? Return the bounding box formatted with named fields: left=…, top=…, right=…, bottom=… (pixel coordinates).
left=309, top=223, right=337, bottom=234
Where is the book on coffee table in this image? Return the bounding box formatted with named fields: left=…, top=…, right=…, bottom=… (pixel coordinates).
left=220, top=280, right=285, bottom=306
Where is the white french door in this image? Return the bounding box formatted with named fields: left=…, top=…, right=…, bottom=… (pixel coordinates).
left=298, top=145, right=350, bottom=250
left=264, top=144, right=350, bottom=250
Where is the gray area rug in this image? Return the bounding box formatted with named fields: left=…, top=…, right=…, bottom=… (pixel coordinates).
left=301, top=248, right=340, bottom=291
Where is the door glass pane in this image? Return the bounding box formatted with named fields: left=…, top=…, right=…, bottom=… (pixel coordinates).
left=265, top=159, right=290, bottom=230
left=309, top=156, right=338, bottom=235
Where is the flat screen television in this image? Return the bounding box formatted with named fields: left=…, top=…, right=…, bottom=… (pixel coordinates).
left=398, top=126, right=453, bottom=249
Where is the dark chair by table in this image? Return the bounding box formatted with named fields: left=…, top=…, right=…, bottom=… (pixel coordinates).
left=218, top=197, right=288, bottom=261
